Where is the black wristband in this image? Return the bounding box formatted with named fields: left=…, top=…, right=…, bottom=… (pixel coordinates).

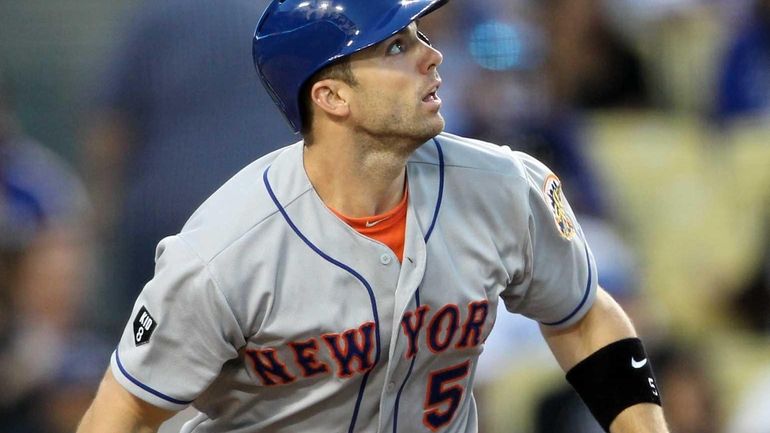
left=566, top=337, right=662, bottom=432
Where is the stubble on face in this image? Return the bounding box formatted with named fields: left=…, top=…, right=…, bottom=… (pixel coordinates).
left=345, top=31, right=445, bottom=155
left=351, top=82, right=445, bottom=155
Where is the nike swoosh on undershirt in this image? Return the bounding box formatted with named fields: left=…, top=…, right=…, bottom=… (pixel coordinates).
left=365, top=216, right=391, bottom=228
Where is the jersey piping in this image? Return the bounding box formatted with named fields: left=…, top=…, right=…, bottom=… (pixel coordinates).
left=393, top=137, right=444, bottom=433
left=539, top=243, right=594, bottom=326
left=264, top=137, right=445, bottom=433
left=108, top=134, right=596, bottom=432
left=263, top=166, right=381, bottom=433
left=423, top=138, right=445, bottom=242
left=115, top=348, right=193, bottom=405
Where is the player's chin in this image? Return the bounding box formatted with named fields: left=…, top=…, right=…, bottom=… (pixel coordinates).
left=427, top=111, right=445, bottom=134
left=414, top=114, right=445, bottom=142
left=404, top=107, right=444, bottom=140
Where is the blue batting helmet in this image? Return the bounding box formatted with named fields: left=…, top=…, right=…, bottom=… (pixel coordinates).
left=253, top=0, right=448, bottom=133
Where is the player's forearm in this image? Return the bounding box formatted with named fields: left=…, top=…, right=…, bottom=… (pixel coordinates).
left=77, top=405, right=158, bottom=433
left=542, top=288, right=669, bottom=432
left=77, top=405, right=160, bottom=433
left=541, top=287, right=636, bottom=371
left=610, top=403, right=669, bottom=433
left=77, top=369, right=173, bottom=433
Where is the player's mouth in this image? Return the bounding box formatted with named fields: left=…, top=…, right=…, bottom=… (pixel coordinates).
left=421, top=82, right=442, bottom=109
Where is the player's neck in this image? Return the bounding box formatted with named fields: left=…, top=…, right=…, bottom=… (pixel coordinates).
left=303, top=133, right=409, bottom=218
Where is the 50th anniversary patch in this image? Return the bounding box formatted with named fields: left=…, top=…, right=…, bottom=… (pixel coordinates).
left=543, top=174, right=576, bottom=240
left=133, top=306, right=157, bottom=346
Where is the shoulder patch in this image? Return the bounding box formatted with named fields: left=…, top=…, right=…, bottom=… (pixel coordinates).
left=133, top=306, right=157, bottom=346
left=543, top=174, right=576, bottom=240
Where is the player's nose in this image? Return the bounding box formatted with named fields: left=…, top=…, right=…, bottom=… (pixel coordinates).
left=419, top=43, right=443, bottom=75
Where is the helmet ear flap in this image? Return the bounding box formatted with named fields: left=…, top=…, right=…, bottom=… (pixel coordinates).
left=255, top=19, right=349, bottom=133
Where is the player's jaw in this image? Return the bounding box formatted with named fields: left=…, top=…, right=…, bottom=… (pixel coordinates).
left=346, top=32, right=445, bottom=145
left=352, top=91, right=444, bottom=152
left=386, top=75, right=444, bottom=144
left=344, top=72, right=444, bottom=146
left=383, top=77, right=445, bottom=144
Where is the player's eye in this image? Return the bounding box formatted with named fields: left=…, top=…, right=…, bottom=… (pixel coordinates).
left=417, top=30, right=431, bottom=46
left=387, top=39, right=406, bottom=55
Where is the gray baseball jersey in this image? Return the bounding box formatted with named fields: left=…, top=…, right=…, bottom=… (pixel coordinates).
left=111, top=132, right=598, bottom=433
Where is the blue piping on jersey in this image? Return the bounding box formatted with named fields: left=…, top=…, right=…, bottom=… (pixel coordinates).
left=263, top=167, right=381, bottom=433
left=540, top=243, right=594, bottom=326
left=423, top=138, right=444, bottom=242
left=114, top=348, right=192, bottom=405
left=393, top=138, right=444, bottom=433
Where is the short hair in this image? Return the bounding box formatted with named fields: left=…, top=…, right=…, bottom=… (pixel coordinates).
left=298, top=56, right=358, bottom=138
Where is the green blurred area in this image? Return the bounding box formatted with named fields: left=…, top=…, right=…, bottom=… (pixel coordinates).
left=0, top=0, right=140, bottom=162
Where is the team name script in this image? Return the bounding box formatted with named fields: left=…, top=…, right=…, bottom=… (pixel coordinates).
left=245, top=300, right=489, bottom=385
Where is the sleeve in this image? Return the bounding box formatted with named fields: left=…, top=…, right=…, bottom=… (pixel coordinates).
left=110, top=235, right=245, bottom=410
left=500, top=153, right=598, bottom=329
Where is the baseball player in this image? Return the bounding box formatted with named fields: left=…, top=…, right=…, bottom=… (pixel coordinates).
left=77, top=0, right=669, bottom=432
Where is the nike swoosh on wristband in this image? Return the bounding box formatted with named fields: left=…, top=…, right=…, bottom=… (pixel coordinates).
left=365, top=216, right=391, bottom=228
left=631, top=357, right=648, bottom=369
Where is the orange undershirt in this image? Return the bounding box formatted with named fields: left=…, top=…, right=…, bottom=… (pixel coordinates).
left=330, top=188, right=408, bottom=262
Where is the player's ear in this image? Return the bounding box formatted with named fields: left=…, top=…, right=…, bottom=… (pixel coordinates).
left=310, top=79, right=350, bottom=121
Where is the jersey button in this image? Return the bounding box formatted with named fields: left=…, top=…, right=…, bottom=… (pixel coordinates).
left=380, top=254, right=392, bottom=265
left=387, top=381, right=396, bottom=392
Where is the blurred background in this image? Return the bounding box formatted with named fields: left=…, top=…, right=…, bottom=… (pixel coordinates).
left=1, top=0, right=769, bottom=432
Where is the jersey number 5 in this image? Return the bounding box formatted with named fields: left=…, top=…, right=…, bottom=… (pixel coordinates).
left=423, top=360, right=471, bottom=431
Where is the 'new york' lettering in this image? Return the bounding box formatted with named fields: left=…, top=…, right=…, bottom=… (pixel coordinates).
left=245, top=300, right=489, bottom=386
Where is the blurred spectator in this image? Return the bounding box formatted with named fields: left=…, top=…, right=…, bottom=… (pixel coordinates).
left=542, top=0, right=650, bottom=111
left=461, top=73, right=609, bottom=218
left=650, top=342, right=722, bottom=433
left=83, top=0, right=294, bottom=326
left=457, top=0, right=651, bottom=218
left=730, top=242, right=770, bottom=333
left=537, top=0, right=651, bottom=215
left=729, top=205, right=770, bottom=333
left=0, top=68, right=107, bottom=432
left=715, top=0, right=770, bottom=123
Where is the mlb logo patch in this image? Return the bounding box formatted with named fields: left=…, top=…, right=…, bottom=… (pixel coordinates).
left=133, top=306, right=157, bottom=346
